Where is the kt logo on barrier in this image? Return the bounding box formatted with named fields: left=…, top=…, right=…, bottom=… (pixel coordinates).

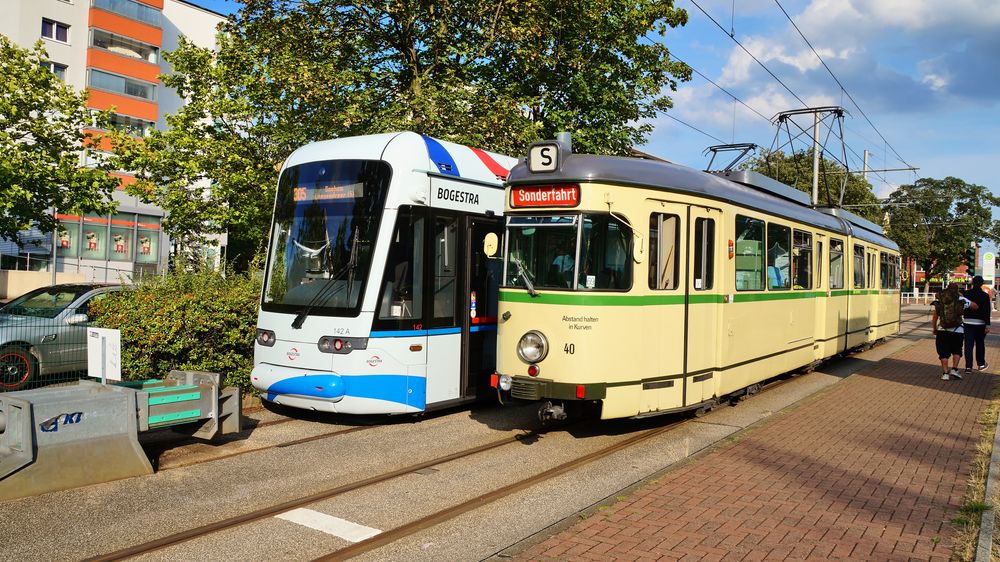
left=39, top=412, right=84, bottom=433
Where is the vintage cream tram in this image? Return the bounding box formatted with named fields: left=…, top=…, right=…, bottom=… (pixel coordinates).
left=490, top=135, right=900, bottom=421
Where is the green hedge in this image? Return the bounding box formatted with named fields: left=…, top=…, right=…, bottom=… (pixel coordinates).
left=90, top=270, right=262, bottom=390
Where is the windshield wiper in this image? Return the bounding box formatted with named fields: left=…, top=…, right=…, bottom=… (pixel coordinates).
left=291, top=226, right=361, bottom=329
left=510, top=255, right=539, bottom=297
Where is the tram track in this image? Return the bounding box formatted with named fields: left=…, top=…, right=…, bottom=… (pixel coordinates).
left=154, top=424, right=378, bottom=471
left=84, top=425, right=568, bottom=562
left=83, top=310, right=929, bottom=561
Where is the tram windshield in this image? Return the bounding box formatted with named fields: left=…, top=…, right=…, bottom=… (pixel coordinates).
left=262, top=159, right=390, bottom=316
left=504, top=214, right=632, bottom=291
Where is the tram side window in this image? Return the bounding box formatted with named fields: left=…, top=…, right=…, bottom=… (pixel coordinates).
left=792, top=230, right=812, bottom=290
left=853, top=244, right=866, bottom=289
left=693, top=217, right=715, bottom=290
left=895, top=255, right=901, bottom=289
left=649, top=213, right=680, bottom=290
left=767, top=223, right=791, bottom=290
left=579, top=214, right=632, bottom=290
left=868, top=253, right=876, bottom=288
left=816, top=241, right=823, bottom=288
left=433, top=215, right=458, bottom=325
left=377, top=207, right=424, bottom=321
left=880, top=253, right=890, bottom=289
left=735, top=215, right=764, bottom=291
left=830, top=239, right=844, bottom=289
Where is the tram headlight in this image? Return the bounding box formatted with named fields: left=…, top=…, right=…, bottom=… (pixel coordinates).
left=498, top=374, right=512, bottom=391
left=517, top=330, right=548, bottom=363
left=256, top=329, right=276, bottom=347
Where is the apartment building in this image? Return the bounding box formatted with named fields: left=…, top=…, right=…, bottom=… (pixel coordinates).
left=0, top=0, right=225, bottom=284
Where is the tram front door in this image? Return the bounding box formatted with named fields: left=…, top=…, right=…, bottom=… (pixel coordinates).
left=463, top=217, right=504, bottom=398
left=422, top=212, right=503, bottom=406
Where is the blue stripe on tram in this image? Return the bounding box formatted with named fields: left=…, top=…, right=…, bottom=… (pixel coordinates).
left=421, top=135, right=460, bottom=177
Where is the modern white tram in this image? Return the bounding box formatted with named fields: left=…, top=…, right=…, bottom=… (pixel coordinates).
left=251, top=132, right=515, bottom=414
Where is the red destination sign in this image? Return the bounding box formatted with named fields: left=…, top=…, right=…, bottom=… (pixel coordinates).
left=511, top=184, right=580, bottom=208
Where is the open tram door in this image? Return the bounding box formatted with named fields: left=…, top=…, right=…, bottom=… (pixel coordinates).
left=421, top=211, right=503, bottom=408
left=463, top=217, right=504, bottom=399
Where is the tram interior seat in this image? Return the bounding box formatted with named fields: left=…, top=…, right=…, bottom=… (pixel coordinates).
left=767, top=266, right=784, bottom=290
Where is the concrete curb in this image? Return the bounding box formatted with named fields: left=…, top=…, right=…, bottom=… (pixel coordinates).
left=976, top=403, right=1000, bottom=561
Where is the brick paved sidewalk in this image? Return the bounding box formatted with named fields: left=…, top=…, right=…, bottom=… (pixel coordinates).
left=516, top=336, right=999, bottom=561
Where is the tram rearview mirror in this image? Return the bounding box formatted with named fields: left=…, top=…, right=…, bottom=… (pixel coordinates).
left=483, top=232, right=499, bottom=257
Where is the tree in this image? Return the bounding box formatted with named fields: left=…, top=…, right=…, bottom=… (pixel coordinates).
left=884, top=177, right=1000, bottom=293
left=742, top=150, right=883, bottom=223
left=0, top=36, right=118, bottom=243
left=110, top=0, right=691, bottom=267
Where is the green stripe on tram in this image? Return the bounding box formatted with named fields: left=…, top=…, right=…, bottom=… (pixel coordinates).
left=500, top=288, right=897, bottom=306
left=731, top=291, right=826, bottom=302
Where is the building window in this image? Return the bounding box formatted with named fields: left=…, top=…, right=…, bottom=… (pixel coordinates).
left=81, top=215, right=109, bottom=260
left=108, top=113, right=155, bottom=136
left=136, top=215, right=161, bottom=264
left=88, top=69, right=156, bottom=101
left=42, top=19, right=69, bottom=43
left=92, top=0, right=161, bottom=27
left=91, top=29, right=159, bottom=63
left=57, top=220, right=81, bottom=258
left=40, top=61, right=68, bottom=80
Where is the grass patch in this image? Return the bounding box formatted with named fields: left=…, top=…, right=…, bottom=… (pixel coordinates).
left=950, top=376, right=1000, bottom=561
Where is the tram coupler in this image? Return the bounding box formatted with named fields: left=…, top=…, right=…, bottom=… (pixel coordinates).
left=0, top=371, right=241, bottom=502
left=538, top=401, right=568, bottom=423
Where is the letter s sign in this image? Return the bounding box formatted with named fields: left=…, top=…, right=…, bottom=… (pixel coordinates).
left=528, top=143, right=559, bottom=173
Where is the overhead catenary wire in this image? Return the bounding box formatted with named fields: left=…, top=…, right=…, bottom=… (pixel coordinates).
left=682, top=0, right=912, bottom=190
left=667, top=52, right=772, bottom=124
left=688, top=0, right=808, bottom=108
left=772, top=0, right=916, bottom=172
left=662, top=113, right=727, bottom=145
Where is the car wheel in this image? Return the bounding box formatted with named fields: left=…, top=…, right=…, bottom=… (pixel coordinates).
left=0, top=345, right=37, bottom=391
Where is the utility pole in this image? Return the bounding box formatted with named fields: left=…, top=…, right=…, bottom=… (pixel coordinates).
left=863, top=150, right=869, bottom=184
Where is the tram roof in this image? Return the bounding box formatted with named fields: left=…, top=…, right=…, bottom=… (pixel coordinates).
left=507, top=153, right=898, bottom=251
left=283, top=132, right=515, bottom=187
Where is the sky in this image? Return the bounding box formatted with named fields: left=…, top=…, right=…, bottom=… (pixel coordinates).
left=188, top=0, right=999, bottom=199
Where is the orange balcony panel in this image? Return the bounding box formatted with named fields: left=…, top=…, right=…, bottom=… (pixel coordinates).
left=89, top=9, right=162, bottom=46
left=88, top=90, right=158, bottom=122
left=81, top=128, right=116, bottom=152
left=88, top=48, right=160, bottom=83
left=110, top=172, right=138, bottom=190
left=134, top=0, right=164, bottom=9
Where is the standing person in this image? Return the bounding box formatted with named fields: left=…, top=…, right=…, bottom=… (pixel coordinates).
left=932, top=283, right=976, bottom=380
left=963, top=275, right=992, bottom=373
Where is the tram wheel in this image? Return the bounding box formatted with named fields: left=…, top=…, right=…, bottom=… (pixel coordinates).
left=0, top=345, right=37, bottom=391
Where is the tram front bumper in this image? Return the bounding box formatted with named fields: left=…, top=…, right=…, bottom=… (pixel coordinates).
left=251, top=363, right=346, bottom=403
left=493, top=374, right=607, bottom=401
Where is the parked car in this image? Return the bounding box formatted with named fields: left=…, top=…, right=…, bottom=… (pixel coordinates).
left=0, top=283, right=121, bottom=391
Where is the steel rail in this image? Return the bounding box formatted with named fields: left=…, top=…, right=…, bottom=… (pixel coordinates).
left=86, top=310, right=925, bottom=561
left=83, top=429, right=553, bottom=562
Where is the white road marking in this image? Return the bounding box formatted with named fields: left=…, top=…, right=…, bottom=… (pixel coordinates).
left=276, top=508, right=382, bottom=542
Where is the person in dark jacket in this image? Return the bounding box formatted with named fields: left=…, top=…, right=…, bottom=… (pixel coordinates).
left=962, top=275, right=992, bottom=373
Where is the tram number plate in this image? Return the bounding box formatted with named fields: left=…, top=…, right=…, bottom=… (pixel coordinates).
left=528, top=143, right=559, bottom=172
